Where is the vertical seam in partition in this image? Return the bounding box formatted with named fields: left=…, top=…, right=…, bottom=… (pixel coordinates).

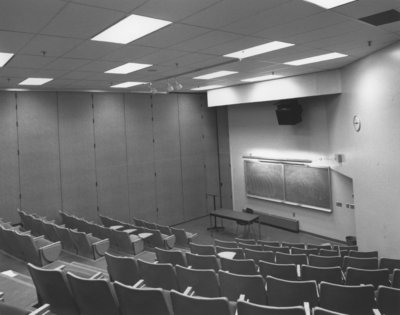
left=56, top=92, right=64, bottom=211
left=123, top=93, right=132, bottom=222
left=150, top=95, right=159, bottom=221
left=177, top=94, right=185, bottom=220
left=200, top=96, right=208, bottom=214
left=91, top=93, right=100, bottom=214
left=216, top=108, right=223, bottom=208
left=15, top=92, right=22, bottom=209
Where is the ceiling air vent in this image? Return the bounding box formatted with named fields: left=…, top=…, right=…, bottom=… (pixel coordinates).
left=359, top=9, right=400, bottom=26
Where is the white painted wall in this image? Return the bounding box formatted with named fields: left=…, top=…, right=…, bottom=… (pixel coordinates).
left=228, top=97, right=356, bottom=241
left=328, top=41, right=400, bottom=257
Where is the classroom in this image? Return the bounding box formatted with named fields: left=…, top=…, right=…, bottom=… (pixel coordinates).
left=0, top=0, right=400, bottom=314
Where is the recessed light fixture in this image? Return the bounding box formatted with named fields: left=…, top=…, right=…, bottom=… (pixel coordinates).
left=110, top=81, right=147, bottom=88
left=19, top=78, right=53, bottom=86
left=92, top=14, right=172, bottom=44
left=0, top=52, right=14, bottom=67
left=105, top=62, right=152, bottom=74
left=284, top=52, right=347, bottom=66
left=191, top=85, right=223, bottom=91
left=241, top=74, right=283, bottom=82
left=224, top=41, right=294, bottom=59
left=193, top=71, right=237, bottom=80
left=303, top=0, right=356, bottom=9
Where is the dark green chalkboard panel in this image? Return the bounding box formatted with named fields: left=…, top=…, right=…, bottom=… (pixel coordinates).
left=285, top=165, right=331, bottom=210
left=244, top=160, right=284, bottom=201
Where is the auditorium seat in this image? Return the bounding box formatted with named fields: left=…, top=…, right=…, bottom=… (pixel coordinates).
left=345, top=267, right=390, bottom=289
left=392, top=269, right=400, bottom=288
left=237, top=299, right=307, bottom=315
left=262, top=244, right=290, bottom=254
left=282, top=242, right=306, bottom=249
left=319, top=249, right=340, bottom=256
left=237, top=242, right=263, bottom=251
left=291, top=248, right=319, bottom=256
left=27, top=263, right=80, bottom=315
left=114, top=281, right=173, bottom=315
left=53, top=225, right=77, bottom=253
left=155, top=247, right=187, bottom=266
left=189, top=243, right=216, bottom=255
left=244, top=249, right=275, bottom=264
left=41, top=221, right=59, bottom=243
left=218, top=270, right=267, bottom=304
left=175, top=265, right=221, bottom=298
left=156, top=224, right=173, bottom=236
left=215, top=246, right=244, bottom=259
left=308, top=254, right=342, bottom=268
left=67, top=272, right=119, bottom=315
left=376, top=285, right=400, bottom=315
left=348, top=250, right=378, bottom=258
left=69, top=229, right=109, bottom=260
left=220, top=257, right=258, bottom=275
left=342, top=256, right=379, bottom=270
left=214, top=239, right=238, bottom=248
left=105, top=252, right=140, bottom=285
left=186, top=252, right=220, bottom=271
left=312, top=307, right=347, bottom=315
left=379, top=258, right=400, bottom=273
left=258, top=240, right=281, bottom=247
left=171, top=227, right=198, bottom=247
left=259, top=261, right=298, bottom=281
left=235, top=237, right=257, bottom=244
left=319, top=281, right=376, bottom=315
left=266, top=276, right=319, bottom=308
left=109, top=229, right=144, bottom=255
left=137, top=259, right=179, bottom=291
left=307, top=244, right=332, bottom=251
left=170, top=289, right=234, bottom=315
left=301, top=265, right=343, bottom=284
left=0, top=301, right=50, bottom=315
left=140, top=227, right=175, bottom=249
left=275, top=252, right=308, bottom=265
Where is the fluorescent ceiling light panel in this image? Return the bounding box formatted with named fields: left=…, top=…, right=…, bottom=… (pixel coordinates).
left=303, top=0, right=356, bottom=9
left=92, top=14, right=172, bottom=44
left=105, top=62, right=152, bottom=74
left=194, top=71, right=237, bottom=80
left=111, top=81, right=147, bottom=88
left=224, top=41, right=294, bottom=59
left=284, top=52, right=347, bottom=66
left=191, top=85, right=223, bottom=91
left=19, top=78, right=53, bottom=86
left=241, top=74, right=283, bottom=82
left=0, top=52, right=14, bottom=67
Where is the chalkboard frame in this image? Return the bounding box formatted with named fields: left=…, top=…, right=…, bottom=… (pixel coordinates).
left=244, top=158, right=332, bottom=213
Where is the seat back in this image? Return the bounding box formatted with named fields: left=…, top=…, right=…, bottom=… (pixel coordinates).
left=157, top=224, right=172, bottom=236
left=189, top=243, right=215, bottom=255
left=342, top=256, right=379, bottom=270
left=235, top=238, right=257, bottom=244
left=244, top=249, right=274, bottom=264
left=345, top=267, right=390, bottom=289
left=319, top=281, right=376, bottom=315
left=376, top=286, right=400, bottom=315
left=27, top=263, right=80, bottom=315
left=110, top=229, right=133, bottom=254
left=186, top=252, right=220, bottom=271
left=307, top=244, right=332, bottom=251
left=99, top=214, right=114, bottom=227
left=308, top=254, right=342, bottom=268
left=16, top=233, right=41, bottom=265
left=259, top=261, right=298, bottom=281
left=266, top=276, right=318, bottom=307
left=237, top=242, right=263, bottom=251
left=170, top=227, right=189, bottom=247
left=137, top=259, right=179, bottom=290
left=301, top=265, right=343, bottom=284
left=220, top=257, right=258, bottom=275
left=114, top=281, right=173, bottom=315
left=379, top=258, right=400, bottom=273
left=41, top=221, right=59, bottom=242
left=319, top=249, right=340, bottom=256
left=312, top=307, right=347, bottom=315
left=258, top=240, right=281, bottom=247
left=175, top=265, right=220, bottom=297
left=67, top=272, right=120, bottom=315
left=218, top=270, right=267, bottom=304
left=215, top=246, right=244, bottom=259
left=349, top=250, right=378, bottom=258
left=237, top=300, right=306, bottom=315
left=105, top=252, right=140, bottom=285
left=282, top=242, right=305, bottom=249
left=3, top=228, right=25, bottom=259
left=155, top=247, right=187, bottom=266
left=276, top=252, right=308, bottom=265
left=171, top=289, right=232, bottom=315
left=69, top=229, right=93, bottom=258
left=291, top=248, right=319, bottom=256
left=53, top=225, right=77, bottom=253
left=30, top=217, right=44, bottom=237
left=214, top=239, right=237, bottom=248
left=393, top=269, right=400, bottom=288
left=263, top=244, right=290, bottom=254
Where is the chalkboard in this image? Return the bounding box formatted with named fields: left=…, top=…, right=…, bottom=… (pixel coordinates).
left=244, top=159, right=331, bottom=212
left=284, top=164, right=331, bottom=210
left=244, top=160, right=284, bottom=201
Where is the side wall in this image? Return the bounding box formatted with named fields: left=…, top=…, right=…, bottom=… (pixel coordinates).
left=0, top=91, right=231, bottom=226
left=228, top=97, right=356, bottom=241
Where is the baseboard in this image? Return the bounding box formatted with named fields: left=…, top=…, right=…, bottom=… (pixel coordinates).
left=299, top=229, right=347, bottom=245
left=256, top=212, right=299, bottom=233
left=171, top=214, right=208, bottom=227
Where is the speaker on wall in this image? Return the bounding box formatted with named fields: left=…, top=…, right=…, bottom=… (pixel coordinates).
left=275, top=100, right=302, bottom=125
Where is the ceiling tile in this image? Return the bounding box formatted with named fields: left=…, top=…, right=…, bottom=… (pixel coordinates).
left=0, top=0, right=66, bottom=33
left=133, top=24, right=209, bottom=48
left=70, top=0, right=147, bottom=13
left=44, top=58, right=90, bottom=70
left=200, top=36, right=267, bottom=56
left=6, top=55, right=55, bottom=69
left=137, top=49, right=187, bottom=65
left=102, top=45, right=158, bottom=62
left=64, top=40, right=120, bottom=59
left=41, top=3, right=125, bottom=39
left=171, top=31, right=241, bottom=52
left=0, top=31, right=34, bottom=53
left=59, top=71, right=93, bottom=80
left=19, top=35, right=82, bottom=57
left=79, top=60, right=122, bottom=72
left=133, top=0, right=221, bottom=21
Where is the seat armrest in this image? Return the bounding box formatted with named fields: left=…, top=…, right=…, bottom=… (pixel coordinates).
left=238, top=294, right=246, bottom=301
left=164, top=234, right=176, bottom=249
left=92, top=239, right=110, bottom=256
left=30, top=303, right=50, bottom=315
left=372, top=309, right=382, bottom=315
left=54, top=264, right=66, bottom=271
left=183, top=286, right=194, bottom=296
left=133, top=279, right=145, bottom=288
left=39, top=241, right=62, bottom=264
left=89, top=272, right=104, bottom=279
left=34, top=235, right=45, bottom=240
left=304, top=302, right=310, bottom=315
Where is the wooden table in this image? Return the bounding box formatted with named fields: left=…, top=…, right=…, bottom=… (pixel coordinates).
left=208, top=209, right=260, bottom=239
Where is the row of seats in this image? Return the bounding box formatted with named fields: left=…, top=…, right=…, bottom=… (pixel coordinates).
left=0, top=222, right=61, bottom=266
left=18, top=209, right=110, bottom=260
left=99, top=213, right=198, bottom=248
left=28, top=258, right=400, bottom=315
left=0, top=291, right=49, bottom=315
